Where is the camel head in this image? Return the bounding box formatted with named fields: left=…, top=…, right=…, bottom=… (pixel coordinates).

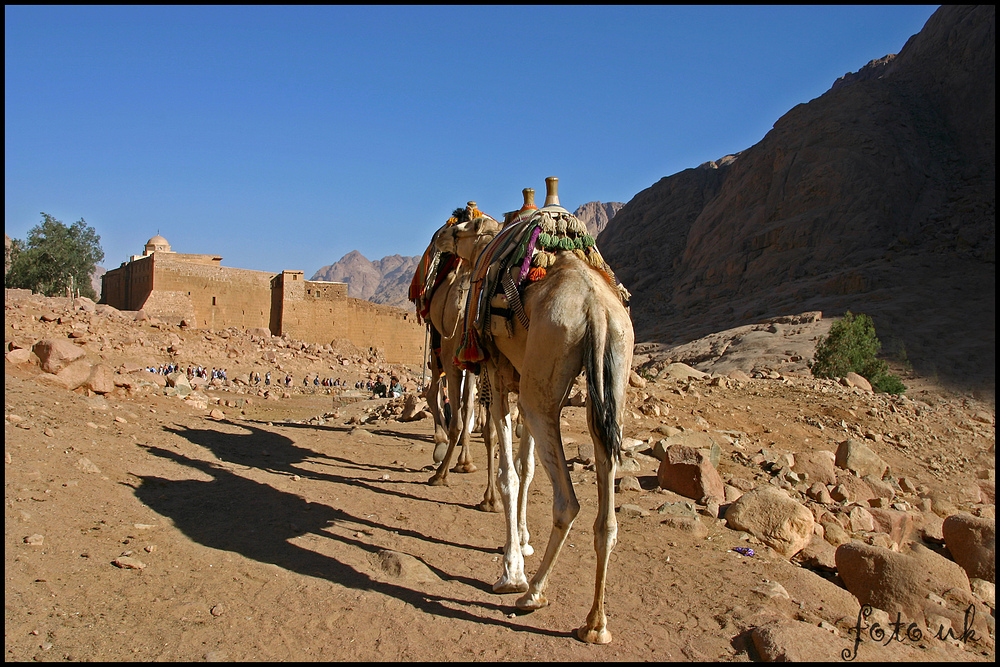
left=436, top=213, right=501, bottom=262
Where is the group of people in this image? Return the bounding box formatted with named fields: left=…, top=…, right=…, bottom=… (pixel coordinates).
left=146, top=364, right=228, bottom=381
left=247, top=371, right=294, bottom=387
left=370, top=375, right=404, bottom=398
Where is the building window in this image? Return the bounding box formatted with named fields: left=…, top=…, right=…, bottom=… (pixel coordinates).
left=212, top=297, right=217, bottom=306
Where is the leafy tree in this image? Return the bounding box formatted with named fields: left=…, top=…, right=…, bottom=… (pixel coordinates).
left=5, top=213, right=104, bottom=300
left=810, top=311, right=906, bottom=394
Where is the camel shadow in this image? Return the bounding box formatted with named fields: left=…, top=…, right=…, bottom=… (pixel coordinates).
left=132, top=425, right=566, bottom=638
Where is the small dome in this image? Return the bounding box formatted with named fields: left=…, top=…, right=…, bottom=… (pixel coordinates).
left=146, top=234, right=169, bottom=247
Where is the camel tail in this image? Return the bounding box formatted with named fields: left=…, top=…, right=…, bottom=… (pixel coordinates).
left=584, top=309, right=629, bottom=465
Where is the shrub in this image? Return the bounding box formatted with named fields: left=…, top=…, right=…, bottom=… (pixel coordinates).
left=810, top=312, right=906, bottom=394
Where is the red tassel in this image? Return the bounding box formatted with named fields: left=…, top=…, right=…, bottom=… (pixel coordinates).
left=456, top=328, right=487, bottom=369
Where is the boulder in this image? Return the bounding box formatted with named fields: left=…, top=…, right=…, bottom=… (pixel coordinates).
left=942, top=513, right=995, bottom=583
left=31, top=338, right=87, bottom=374
left=867, top=507, right=915, bottom=547
left=724, top=486, right=814, bottom=558
left=85, top=363, right=116, bottom=394
left=791, top=450, right=837, bottom=486
left=751, top=619, right=847, bottom=662
left=5, top=348, right=33, bottom=364
left=399, top=394, right=426, bottom=421
left=835, top=541, right=982, bottom=633
left=656, top=444, right=724, bottom=501
left=54, top=359, right=93, bottom=391
left=844, top=371, right=872, bottom=392
left=830, top=470, right=876, bottom=504
left=835, top=438, right=887, bottom=479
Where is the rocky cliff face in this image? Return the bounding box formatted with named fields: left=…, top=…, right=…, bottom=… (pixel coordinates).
left=310, top=250, right=419, bottom=310
left=573, top=201, right=625, bottom=237
left=599, top=5, right=995, bottom=389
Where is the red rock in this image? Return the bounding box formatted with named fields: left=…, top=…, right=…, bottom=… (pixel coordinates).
left=942, top=513, right=995, bottom=583
left=656, top=444, right=724, bottom=501
left=31, top=338, right=86, bottom=374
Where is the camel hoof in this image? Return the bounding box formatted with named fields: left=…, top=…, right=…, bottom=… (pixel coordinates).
left=516, top=592, right=549, bottom=611
left=493, top=578, right=529, bottom=594
left=427, top=474, right=448, bottom=487
left=576, top=625, right=612, bottom=644
left=432, top=442, right=448, bottom=464
left=520, top=543, right=534, bottom=557
left=476, top=500, right=501, bottom=513
left=452, top=462, right=477, bottom=473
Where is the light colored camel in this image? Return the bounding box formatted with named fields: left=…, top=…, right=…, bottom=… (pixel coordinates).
left=421, top=214, right=504, bottom=512
left=447, top=213, right=634, bottom=644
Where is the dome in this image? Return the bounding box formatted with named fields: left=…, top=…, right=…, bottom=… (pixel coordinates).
left=143, top=234, right=172, bottom=256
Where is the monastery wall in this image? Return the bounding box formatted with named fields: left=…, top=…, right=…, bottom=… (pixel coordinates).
left=277, top=275, right=424, bottom=364
left=101, top=240, right=425, bottom=366
left=152, top=259, right=274, bottom=330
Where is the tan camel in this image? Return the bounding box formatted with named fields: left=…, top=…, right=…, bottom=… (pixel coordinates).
left=448, top=184, right=634, bottom=644
left=416, top=211, right=504, bottom=511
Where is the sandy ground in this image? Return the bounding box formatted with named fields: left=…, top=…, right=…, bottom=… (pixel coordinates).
left=5, top=307, right=996, bottom=661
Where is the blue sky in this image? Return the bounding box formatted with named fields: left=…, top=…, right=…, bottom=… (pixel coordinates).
left=5, top=5, right=939, bottom=277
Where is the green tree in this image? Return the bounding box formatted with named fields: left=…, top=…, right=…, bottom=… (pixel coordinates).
left=810, top=311, right=906, bottom=394
left=5, top=213, right=104, bottom=300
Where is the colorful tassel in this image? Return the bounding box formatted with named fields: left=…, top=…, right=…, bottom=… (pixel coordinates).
left=527, top=267, right=547, bottom=282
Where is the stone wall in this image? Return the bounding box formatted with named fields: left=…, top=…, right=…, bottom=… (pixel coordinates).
left=276, top=275, right=424, bottom=364
left=101, top=255, right=425, bottom=365
left=152, top=259, right=274, bottom=330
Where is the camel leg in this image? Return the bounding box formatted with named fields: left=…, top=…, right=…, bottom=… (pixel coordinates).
left=427, top=357, right=449, bottom=465
left=489, top=367, right=528, bottom=594
left=427, top=370, right=458, bottom=486
left=477, top=403, right=501, bottom=513
left=515, top=405, right=579, bottom=612
left=452, top=370, right=478, bottom=473
left=576, top=435, right=617, bottom=644
left=429, top=366, right=470, bottom=484
left=514, top=414, right=535, bottom=555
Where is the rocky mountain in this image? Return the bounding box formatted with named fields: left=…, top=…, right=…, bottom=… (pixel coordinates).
left=573, top=201, right=625, bottom=237
left=599, top=5, right=995, bottom=391
left=310, top=250, right=419, bottom=310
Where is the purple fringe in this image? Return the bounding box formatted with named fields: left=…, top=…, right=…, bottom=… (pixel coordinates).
left=519, top=225, right=542, bottom=282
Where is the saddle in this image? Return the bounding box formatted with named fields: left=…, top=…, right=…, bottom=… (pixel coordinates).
left=455, top=204, right=627, bottom=371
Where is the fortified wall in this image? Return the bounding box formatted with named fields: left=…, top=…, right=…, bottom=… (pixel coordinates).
left=101, top=236, right=425, bottom=365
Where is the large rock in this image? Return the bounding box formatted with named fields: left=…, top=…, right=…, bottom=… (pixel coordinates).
left=724, top=486, right=814, bottom=558
left=942, top=513, right=995, bottom=583
left=750, top=619, right=847, bottom=662
left=399, top=394, right=427, bottom=422
left=656, top=444, right=724, bottom=501
left=54, top=359, right=93, bottom=391
left=835, top=439, right=888, bottom=479
left=85, top=363, right=116, bottom=394
left=867, top=507, right=915, bottom=547
left=835, top=541, right=985, bottom=633
left=791, top=450, right=837, bottom=486
left=31, top=338, right=87, bottom=374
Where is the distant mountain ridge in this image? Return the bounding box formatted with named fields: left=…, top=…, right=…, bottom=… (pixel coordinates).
left=310, top=251, right=419, bottom=309
left=310, top=200, right=625, bottom=311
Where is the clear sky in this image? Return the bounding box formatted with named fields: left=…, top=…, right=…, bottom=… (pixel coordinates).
left=5, top=5, right=940, bottom=277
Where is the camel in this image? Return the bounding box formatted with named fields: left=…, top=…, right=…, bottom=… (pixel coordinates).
left=410, top=206, right=503, bottom=511
left=449, top=179, right=634, bottom=644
